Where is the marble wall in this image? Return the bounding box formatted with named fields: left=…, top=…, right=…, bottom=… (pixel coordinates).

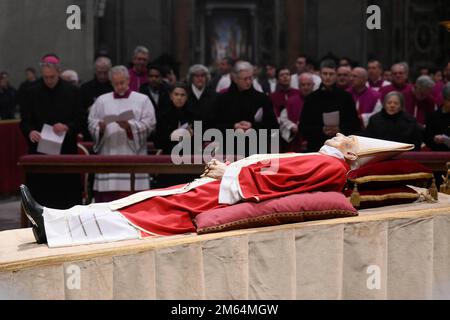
left=0, top=0, right=94, bottom=87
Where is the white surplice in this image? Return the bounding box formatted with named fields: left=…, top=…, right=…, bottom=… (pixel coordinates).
left=88, top=91, right=156, bottom=192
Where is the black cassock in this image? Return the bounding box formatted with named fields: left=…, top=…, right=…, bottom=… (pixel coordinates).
left=364, top=109, right=423, bottom=151
left=0, top=86, right=17, bottom=120
left=213, top=82, right=279, bottom=156
left=186, top=85, right=217, bottom=133
left=19, top=79, right=83, bottom=209
left=299, top=85, right=362, bottom=152
left=424, top=109, right=450, bottom=151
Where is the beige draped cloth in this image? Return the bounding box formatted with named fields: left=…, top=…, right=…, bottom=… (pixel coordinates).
left=1, top=190, right=450, bottom=300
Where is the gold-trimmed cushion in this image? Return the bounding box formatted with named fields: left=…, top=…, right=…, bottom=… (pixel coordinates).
left=194, top=192, right=357, bottom=235
left=347, top=160, right=433, bottom=190
left=344, top=186, right=420, bottom=209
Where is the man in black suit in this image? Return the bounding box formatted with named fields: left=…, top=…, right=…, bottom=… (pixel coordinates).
left=299, top=59, right=362, bottom=152
left=19, top=54, right=83, bottom=209
left=139, top=64, right=171, bottom=121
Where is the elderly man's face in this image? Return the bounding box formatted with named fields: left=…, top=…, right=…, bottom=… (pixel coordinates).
left=277, top=69, right=291, bottom=87
left=324, top=133, right=357, bottom=157
left=133, top=52, right=149, bottom=72
left=351, top=70, right=367, bottom=90
left=41, top=66, right=60, bottom=89
left=320, top=67, right=337, bottom=88
left=391, top=66, right=408, bottom=86
left=192, top=72, right=207, bottom=90
left=299, top=76, right=314, bottom=96
left=95, top=64, right=110, bottom=83
left=234, top=70, right=253, bottom=91
left=111, top=73, right=130, bottom=96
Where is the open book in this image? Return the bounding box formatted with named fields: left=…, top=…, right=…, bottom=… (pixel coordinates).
left=103, top=109, right=134, bottom=124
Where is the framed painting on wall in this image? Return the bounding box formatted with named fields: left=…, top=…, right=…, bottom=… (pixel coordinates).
left=206, top=9, right=255, bottom=66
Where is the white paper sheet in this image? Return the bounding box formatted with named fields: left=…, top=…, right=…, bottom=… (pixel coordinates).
left=323, top=111, right=340, bottom=126
left=37, top=124, right=66, bottom=155
left=103, top=109, right=135, bottom=124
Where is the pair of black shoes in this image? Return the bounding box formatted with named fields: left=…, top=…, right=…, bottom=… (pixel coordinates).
left=20, top=185, right=47, bottom=244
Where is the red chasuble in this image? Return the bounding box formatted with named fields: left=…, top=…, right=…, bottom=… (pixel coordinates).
left=118, top=154, right=349, bottom=237
left=237, top=154, right=349, bottom=202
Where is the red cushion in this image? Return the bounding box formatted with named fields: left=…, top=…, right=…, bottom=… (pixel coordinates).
left=347, top=160, right=433, bottom=190
left=344, top=186, right=420, bottom=209
left=194, top=192, right=357, bottom=235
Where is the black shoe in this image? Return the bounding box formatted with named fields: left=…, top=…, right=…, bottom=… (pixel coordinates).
left=20, top=185, right=47, bottom=244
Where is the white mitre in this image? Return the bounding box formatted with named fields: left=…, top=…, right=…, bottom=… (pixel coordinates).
left=351, top=136, right=414, bottom=169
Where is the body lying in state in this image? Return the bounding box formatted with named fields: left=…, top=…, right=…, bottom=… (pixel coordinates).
left=22, top=133, right=359, bottom=248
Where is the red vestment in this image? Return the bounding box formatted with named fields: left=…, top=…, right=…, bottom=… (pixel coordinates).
left=118, top=154, right=349, bottom=236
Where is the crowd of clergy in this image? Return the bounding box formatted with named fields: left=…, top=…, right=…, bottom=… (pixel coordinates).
left=1, top=45, right=450, bottom=208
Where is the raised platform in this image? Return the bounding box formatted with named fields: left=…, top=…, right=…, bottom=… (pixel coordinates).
left=1, top=189, right=450, bottom=300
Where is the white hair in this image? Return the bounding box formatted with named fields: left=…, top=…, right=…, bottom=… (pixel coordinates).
left=133, top=46, right=149, bottom=57
left=392, top=62, right=409, bottom=75
left=187, top=64, right=211, bottom=83
left=95, top=56, right=112, bottom=68
left=415, top=75, right=435, bottom=90
left=232, top=61, right=253, bottom=76
left=298, top=72, right=314, bottom=82
left=61, top=70, right=79, bottom=82
left=109, top=65, right=129, bottom=80
left=384, top=91, right=404, bottom=109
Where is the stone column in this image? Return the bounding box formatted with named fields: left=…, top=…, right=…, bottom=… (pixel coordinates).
left=173, top=0, right=192, bottom=79
left=285, top=0, right=306, bottom=68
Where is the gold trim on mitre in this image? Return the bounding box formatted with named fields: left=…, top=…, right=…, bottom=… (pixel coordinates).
left=350, top=136, right=414, bottom=168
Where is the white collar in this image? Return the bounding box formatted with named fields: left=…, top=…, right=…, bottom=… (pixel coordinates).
left=319, top=145, right=345, bottom=160
left=192, top=84, right=205, bottom=99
